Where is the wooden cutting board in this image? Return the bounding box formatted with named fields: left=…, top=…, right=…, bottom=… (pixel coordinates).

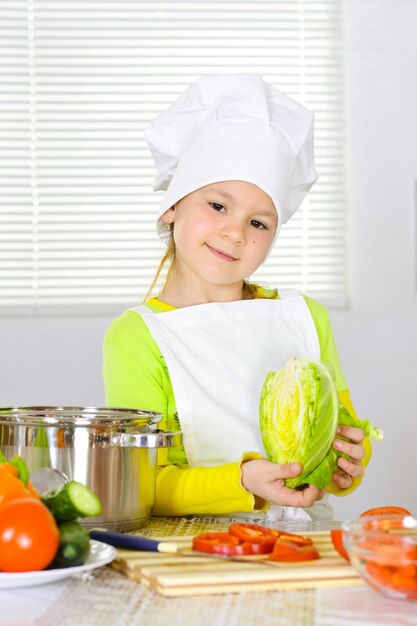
left=112, top=530, right=364, bottom=596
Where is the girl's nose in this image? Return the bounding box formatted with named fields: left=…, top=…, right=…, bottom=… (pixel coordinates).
left=221, top=218, right=246, bottom=244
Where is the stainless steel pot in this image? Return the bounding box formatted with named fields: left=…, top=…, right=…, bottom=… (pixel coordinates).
left=0, top=406, right=182, bottom=531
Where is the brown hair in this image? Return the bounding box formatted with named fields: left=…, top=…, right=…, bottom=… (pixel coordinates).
left=144, top=236, right=258, bottom=302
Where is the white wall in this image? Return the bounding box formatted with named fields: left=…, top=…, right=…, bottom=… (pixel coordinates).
left=1, top=0, right=416, bottom=520
left=330, top=0, right=417, bottom=517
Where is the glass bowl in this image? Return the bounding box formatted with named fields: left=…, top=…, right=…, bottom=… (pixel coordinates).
left=343, top=514, right=417, bottom=600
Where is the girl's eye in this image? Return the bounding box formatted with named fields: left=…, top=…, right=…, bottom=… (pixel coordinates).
left=209, top=202, right=225, bottom=212
left=251, top=219, right=267, bottom=230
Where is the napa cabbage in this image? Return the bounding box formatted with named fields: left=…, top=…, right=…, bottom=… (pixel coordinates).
left=259, top=357, right=383, bottom=489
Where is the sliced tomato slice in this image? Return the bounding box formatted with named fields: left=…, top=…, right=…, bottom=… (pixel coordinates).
left=192, top=532, right=274, bottom=556
left=192, top=525, right=318, bottom=559
left=330, top=529, right=350, bottom=561
left=277, top=531, right=313, bottom=547
left=359, top=507, right=412, bottom=532
left=213, top=541, right=273, bottom=556
left=228, top=522, right=281, bottom=545
left=360, top=506, right=411, bottom=518
left=268, top=539, right=320, bottom=562
left=248, top=541, right=275, bottom=555
left=192, top=532, right=240, bottom=554
left=362, top=517, right=413, bottom=533
left=365, top=560, right=417, bottom=597
left=391, top=565, right=417, bottom=594
left=365, top=561, right=396, bottom=589
left=357, top=537, right=417, bottom=566
left=228, top=523, right=312, bottom=547
left=212, top=541, right=256, bottom=556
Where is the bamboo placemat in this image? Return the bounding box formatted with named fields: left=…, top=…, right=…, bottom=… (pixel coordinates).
left=35, top=567, right=320, bottom=626
left=24, top=568, right=416, bottom=626
left=112, top=519, right=362, bottom=596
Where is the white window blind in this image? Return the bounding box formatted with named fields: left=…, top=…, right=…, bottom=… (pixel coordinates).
left=0, top=0, right=347, bottom=314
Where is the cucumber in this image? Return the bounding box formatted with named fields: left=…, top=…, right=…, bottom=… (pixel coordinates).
left=42, top=480, right=102, bottom=523
left=50, top=521, right=90, bottom=568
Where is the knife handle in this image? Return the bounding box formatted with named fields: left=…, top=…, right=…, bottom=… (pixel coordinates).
left=89, top=530, right=161, bottom=552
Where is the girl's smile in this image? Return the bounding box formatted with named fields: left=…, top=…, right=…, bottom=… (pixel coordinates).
left=205, top=243, right=239, bottom=262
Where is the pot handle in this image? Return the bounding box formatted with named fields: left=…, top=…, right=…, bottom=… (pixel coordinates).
left=111, top=430, right=182, bottom=448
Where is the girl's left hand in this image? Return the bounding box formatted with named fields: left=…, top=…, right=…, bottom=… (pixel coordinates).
left=331, top=425, right=365, bottom=490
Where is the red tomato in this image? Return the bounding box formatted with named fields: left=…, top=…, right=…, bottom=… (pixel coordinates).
left=269, top=539, right=320, bottom=562
left=192, top=532, right=240, bottom=554
left=363, top=518, right=412, bottom=533
left=192, top=524, right=318, bottom=559
left=192, top=531, right=274, bottom=556
left=357, top=537, right=417, bottom=566
left=365, top=561, right=395, bottom=590
left=277, top=532, right=313, bottom=547
left=229, top=523, right=312, bottom=547
left=0, top=498, right=59, bottom=572
left=365, top=560, right=417, bottom=598
left=330, top=529, right=350, bottom=561
left=228, top=523, right=280, bottom=545
left=212, top=541, right=271, bottom=556
left=246, top=542, right=276, bottom=555
left=391, top=565, right=417, bottom=594
left=360, top=506, right=411, bottom=517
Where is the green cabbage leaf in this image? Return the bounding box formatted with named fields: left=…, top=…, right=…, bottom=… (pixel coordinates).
left=259, top=357, right=383, bottom=489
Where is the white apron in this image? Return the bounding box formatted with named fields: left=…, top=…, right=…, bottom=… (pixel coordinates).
left=132, top=290, right=333, bottom=521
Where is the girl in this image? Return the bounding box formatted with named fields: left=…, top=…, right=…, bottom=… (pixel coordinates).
left=103, top=74, right=371, bottom=521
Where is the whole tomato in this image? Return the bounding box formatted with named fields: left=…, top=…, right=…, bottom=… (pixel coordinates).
left=0, top=498, right=59, bottom=572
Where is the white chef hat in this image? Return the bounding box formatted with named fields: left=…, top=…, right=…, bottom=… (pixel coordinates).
left=146, top=73, right=318, bottom=243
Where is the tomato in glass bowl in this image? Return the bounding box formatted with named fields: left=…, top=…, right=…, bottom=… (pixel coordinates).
left=343, top=514, right=417, bottom=600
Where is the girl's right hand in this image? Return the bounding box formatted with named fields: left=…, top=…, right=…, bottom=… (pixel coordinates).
left=241, top=459, right=325, bottom=508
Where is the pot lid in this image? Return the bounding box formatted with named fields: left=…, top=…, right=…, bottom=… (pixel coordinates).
left=0, top=406, right=162, bottom=428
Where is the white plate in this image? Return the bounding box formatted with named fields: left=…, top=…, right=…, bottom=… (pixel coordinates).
left=0, top=540, right=117, bottom=589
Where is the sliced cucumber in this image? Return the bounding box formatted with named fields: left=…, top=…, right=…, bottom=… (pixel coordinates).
left=50, top=521, right=90, bottom=568
left=42, top=480, right=102, bottom=523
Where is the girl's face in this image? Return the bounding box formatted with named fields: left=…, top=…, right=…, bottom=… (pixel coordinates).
left=161, top=181, right=278, bottom=296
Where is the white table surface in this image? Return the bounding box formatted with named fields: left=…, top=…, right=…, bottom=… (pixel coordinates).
left=2, top=516, right=417, bottom=626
